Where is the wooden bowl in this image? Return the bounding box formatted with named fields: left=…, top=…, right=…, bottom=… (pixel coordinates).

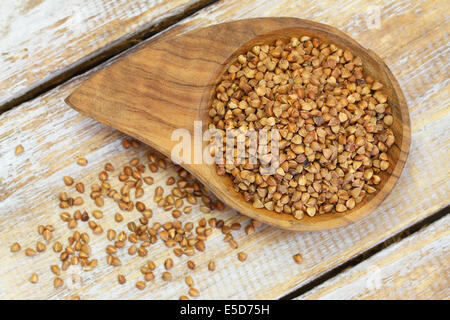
left=66, top=18, right=411, bottom=231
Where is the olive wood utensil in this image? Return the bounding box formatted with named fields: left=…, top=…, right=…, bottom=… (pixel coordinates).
left=65, top=18, right=410, bottom=231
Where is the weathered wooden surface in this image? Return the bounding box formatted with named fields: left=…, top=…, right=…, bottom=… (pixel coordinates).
left=0, top=0, right=449, bottom=299
left=297, top=214, right=450, bottom=300
left=0, top=0, right=214, bottom=109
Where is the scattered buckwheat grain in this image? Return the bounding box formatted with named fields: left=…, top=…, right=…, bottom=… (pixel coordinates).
left=293, top=253, right=303, bottom=264
left=29, top=273, right=39, bottom=284
left=15, top=144, right=24, bottom=155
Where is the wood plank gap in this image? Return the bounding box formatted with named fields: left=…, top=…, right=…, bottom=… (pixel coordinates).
left=282, top=204, right=450, bottom=300
left=0, top=0, right=219, bottom=114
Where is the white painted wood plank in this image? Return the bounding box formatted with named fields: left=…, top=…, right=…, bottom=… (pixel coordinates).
left=297, top=215, right=450, bottom=300
left=0, top=0, right=212, bottom=107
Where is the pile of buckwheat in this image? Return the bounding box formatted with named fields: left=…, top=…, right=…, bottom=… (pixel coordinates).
left=12, top=138, right=304, bottom=300
left=209, top=36, right=395, bottom=219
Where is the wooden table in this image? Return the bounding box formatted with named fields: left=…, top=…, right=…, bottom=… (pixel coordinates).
left=0, top=0, right=448, bottom=300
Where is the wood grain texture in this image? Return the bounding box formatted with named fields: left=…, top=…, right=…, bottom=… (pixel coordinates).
left=0, top=0, right=449, bottom=299
left=297, top=214, right=450, bottom=300
left=65, top=17, right=411, bottom=231
left=0, top=0, right=214, bottom=109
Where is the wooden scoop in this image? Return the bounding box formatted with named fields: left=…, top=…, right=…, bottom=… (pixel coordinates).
left=65, top=18, right=410, bottom=231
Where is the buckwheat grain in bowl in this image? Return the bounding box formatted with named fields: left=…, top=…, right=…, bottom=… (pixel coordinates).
left=208, top=36, right=395, bottom=219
